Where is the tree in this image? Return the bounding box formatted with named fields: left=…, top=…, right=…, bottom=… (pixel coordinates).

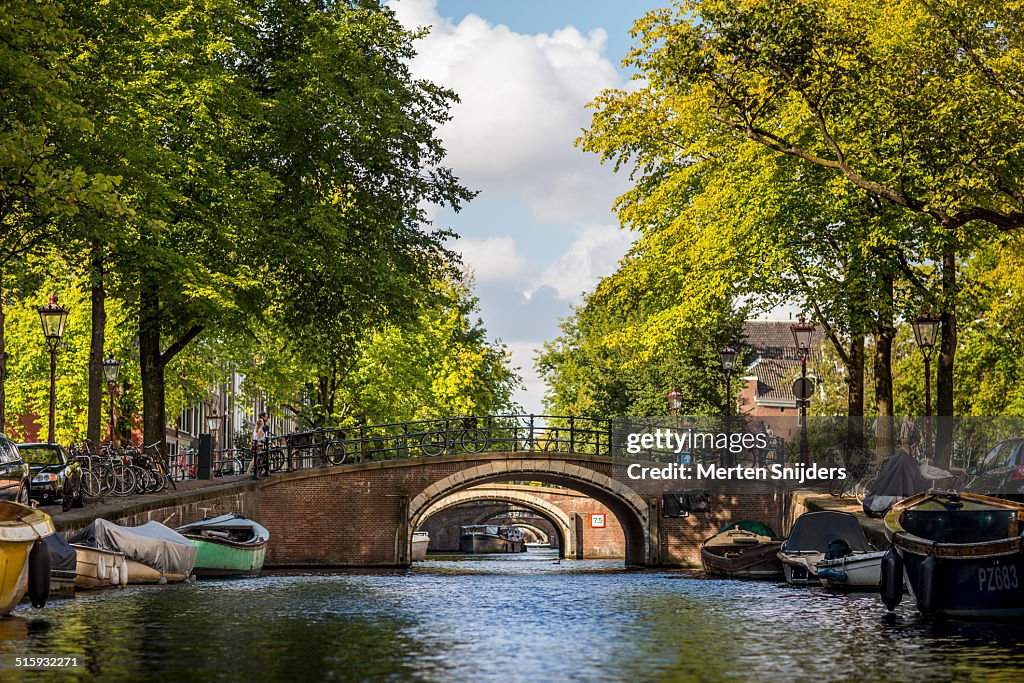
left=0, top=0, right=121, bottom=431
left=580, top=0, right=1024, bottom=466
left=238, top=0, right=474, bottom=428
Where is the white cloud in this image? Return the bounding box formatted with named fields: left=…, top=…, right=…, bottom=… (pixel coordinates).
left=456, top=236, right=530, bottom=283
left=389, top=0, right=628, bottom=225
left=526, top=224, right=635, bottom=303
left=505, top=340, right=549, bottom=414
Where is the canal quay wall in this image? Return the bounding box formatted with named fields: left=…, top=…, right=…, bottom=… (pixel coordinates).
left=51, top=461, right=885, bottom=568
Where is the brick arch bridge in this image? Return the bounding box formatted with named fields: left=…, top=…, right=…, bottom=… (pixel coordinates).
left=255, top=449, right=785, bottom=567
left=416, top=486, right=575, bottom=557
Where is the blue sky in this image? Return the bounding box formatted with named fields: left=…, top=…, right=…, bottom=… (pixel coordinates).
left=389, top=0, right=663, bottom=413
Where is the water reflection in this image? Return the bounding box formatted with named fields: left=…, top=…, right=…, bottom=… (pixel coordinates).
left=2, top=549, right=1022, bottom=682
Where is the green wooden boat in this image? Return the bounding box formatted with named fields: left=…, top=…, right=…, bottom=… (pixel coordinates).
left=176, top=515, right=269, bottom=578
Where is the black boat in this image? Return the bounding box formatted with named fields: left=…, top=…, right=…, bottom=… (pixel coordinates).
left=883, top=491, right=1024, bottom=617
left=459, top=525, right=526, bottom=554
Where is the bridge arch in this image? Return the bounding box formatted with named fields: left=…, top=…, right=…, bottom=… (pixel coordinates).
left=404, top=459, right=651, bottom=565
left=416, top=487, right=574, bottom=557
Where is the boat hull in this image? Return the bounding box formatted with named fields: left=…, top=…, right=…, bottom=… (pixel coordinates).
left=779, top=552, right=823, bottom=585
left=459, top=533, right=523, bottom=554
left=816, top=551, right=885, bottom=589
left=899, top=549, right=1024, bottom=617
left=190, top=538, right=267, bottom=578
left=0, top=502, right=55, bottom=614
left=411, top=538, right=429, bottom=562
left=71, top=544, right=128, bottom=589
left=124, top=559, right=188, bottom=584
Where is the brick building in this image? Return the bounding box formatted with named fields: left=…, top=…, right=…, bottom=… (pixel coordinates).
left=736, top=320, right=821, bottom=419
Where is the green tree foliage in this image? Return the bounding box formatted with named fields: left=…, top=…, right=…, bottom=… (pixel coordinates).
left=244, top=276, right=519, bottom=427
left=1, top=0, right=511, bottom=441
left=537, top=290, right=745, bottom=419
left=576, top=0, right=1024, bottom=463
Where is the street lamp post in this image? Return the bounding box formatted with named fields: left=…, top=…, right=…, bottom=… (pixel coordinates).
left=719, top=344, right=737, bottom=418
left=102, top=354, right=121, bottom=446
left=665, top=387, right=682, bottom=429
left=37, top=293, right=69, bottom=444
left=912, top=313, right=941, bottom=459
left=719, top=344, right=738, bottom=467
left=791, top=315, right=815, bottom=465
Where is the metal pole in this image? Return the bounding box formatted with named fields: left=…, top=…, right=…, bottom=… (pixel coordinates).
left=924, top=354, right=932, bottom=459
left=48, top=344, right=57, bottom=443
left=108, top=382, right=116, bottom=446
left=800, top=353, right=809, bottom=465
left=725, top=370, right=732, bottom=468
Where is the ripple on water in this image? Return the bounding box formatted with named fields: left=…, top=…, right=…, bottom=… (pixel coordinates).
left=2, top=550, right=1023, bottom=683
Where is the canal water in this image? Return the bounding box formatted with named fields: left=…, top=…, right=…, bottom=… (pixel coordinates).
left=2, top=549, right=1023, bottom=682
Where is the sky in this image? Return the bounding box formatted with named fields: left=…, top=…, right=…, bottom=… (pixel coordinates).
left=388, top=0, right=663, bottom=414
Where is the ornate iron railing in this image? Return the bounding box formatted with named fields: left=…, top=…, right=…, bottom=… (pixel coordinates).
left=256, top=415, right=612, bottom=473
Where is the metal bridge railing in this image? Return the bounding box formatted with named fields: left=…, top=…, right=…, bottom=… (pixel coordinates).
left=253, top=415, right=613, bottom=474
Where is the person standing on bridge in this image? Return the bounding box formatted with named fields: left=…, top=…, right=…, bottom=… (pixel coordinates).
left=250, top=412, right=270, bottom=479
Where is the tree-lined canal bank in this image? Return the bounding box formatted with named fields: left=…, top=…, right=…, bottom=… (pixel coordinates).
left=3, top=550, right=1022, bottom=682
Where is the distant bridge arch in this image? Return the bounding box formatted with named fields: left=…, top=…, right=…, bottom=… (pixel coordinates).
left=417, top=486, right=575, bottom=557
left=404, top=458, right=651, bottom=565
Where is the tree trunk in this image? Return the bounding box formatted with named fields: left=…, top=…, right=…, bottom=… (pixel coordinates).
left=0, top=288, right=6, bottom=433
left=846, top=333, right=865, bottom=450
left=935, top=247, right=957, bottom=469
left=140, top=271, right=166, bottom=454
left=87, top=244, right=106, bottom=447
left=874, top=274, right=895, bottom=460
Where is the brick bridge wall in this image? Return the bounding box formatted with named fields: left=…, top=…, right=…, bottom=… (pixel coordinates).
left=53, top=453, right=789, bottom=568
left=256, top=453, right=786, bottom=567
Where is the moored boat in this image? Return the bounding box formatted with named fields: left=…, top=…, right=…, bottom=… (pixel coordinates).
left=459, top=525, right=526, bottom=554
left=411, top=531, right=429, bottom=561
left=883, top=491, right=1024, bottom=617
left=779, top=511, right=876, bottom=586
left=176, top=515, right=269, bottom=578
left=70, top=519, right=196, bottom=584
left=700, top=521, right=783, bottom=580
left=0, top=500, right=54, bottom=614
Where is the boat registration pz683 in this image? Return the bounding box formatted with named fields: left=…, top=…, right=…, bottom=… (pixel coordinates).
left=978, top=565, right=1019, bottom=592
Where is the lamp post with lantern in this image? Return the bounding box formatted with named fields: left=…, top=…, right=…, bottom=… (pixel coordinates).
left=102, top=354, right=121, bottom=446
left=37, top=293, right=69, bottom=443
left=665, top=387, right=682, bottom=430
left=912, top=313, right=941, bottom=458
left=791, top=315, right=815, bottom=465
left=719, top=344, right=737, bottom=418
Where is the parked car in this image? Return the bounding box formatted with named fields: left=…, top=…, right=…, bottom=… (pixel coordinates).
left=0, top=434, right=31, bottom=504
left=965, top=438, right=1024, bottom=502
left=18, top=442, right=84, bottom=511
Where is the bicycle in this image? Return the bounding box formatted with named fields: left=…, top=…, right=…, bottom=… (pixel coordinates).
left=419, top=418, right=487, bottom=456
left=171, top=448, right=199, bottom=481
left=144, top=441, right=176, bottom=491
left=213, top=449, right=245, bottom=476
left=829, top=448, right=876, bottom=499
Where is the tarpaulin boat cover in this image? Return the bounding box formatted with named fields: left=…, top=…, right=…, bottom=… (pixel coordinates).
left=70, top=519, right=196, bottom=575
left=863, top=450, right=931, bottom=518
left=45, top=533, right=77, bottom=573
left=718, top=520, right=777, bottom=538
left=786, top=511, right=870, bottom=553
